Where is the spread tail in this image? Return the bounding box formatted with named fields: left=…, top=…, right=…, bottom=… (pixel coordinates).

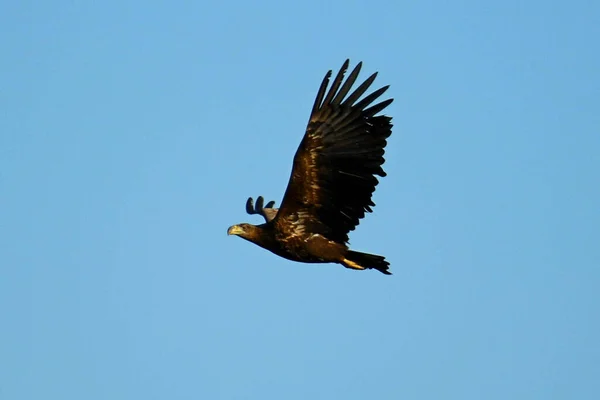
left=343, top=250, right=392, bottom=275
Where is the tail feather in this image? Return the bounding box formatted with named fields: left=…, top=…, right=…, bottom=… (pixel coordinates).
left=343, top=250, right=391, bottom=275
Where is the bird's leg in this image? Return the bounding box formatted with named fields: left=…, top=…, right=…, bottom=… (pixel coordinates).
left=304, top=234, right=347, bottom=263
left=341, top=258, right=366, bottom=270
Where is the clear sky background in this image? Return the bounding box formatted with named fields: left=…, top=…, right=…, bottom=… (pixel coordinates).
left=1, top=1, right=599, bottom=399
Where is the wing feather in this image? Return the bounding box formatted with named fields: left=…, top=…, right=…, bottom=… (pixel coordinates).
left=342, top=72, right=377, bottom=106
left=331, top=62, right=361, bottom=106
left=274, top=60, right=393, bottom=244
left=310, top=70, right=332, bottom=116
left=320, top=59, right=350, bottom=108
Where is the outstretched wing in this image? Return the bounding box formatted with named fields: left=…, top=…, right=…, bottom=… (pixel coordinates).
left=274, top=60, right=393, bottom=244
left=246, top=196, right=279, bottom=222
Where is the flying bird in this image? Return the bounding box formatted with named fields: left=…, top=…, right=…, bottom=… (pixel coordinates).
left=228, top=60, right=394, bottom=275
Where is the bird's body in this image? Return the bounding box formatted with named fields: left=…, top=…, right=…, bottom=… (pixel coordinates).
left=228, top=60, right=394, bottom=275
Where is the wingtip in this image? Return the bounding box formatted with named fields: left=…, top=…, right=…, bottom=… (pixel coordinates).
left=245, top=197, right=254, bottom=214
left=337, top=60, right=350, bottom=78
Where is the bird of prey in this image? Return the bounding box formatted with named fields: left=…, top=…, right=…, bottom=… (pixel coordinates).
left=228, top=60, right=394, bottom=275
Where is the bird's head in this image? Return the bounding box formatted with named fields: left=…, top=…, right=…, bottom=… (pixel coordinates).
left=227, top=223, right=253, bottom=239
left=227, top=223, right=271, bottom=248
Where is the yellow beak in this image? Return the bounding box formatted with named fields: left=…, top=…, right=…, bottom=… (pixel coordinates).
left=227, top=225, right=244, bottom=236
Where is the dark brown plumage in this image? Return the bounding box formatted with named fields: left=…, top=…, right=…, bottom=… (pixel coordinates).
left=227, top=60, right=394, bottom=275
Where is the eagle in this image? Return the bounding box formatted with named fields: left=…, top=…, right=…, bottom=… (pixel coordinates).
left=227, top=60, right=394, bottom=275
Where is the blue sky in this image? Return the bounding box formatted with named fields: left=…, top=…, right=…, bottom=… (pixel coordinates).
left=1, top=1, right=599, bottom=399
